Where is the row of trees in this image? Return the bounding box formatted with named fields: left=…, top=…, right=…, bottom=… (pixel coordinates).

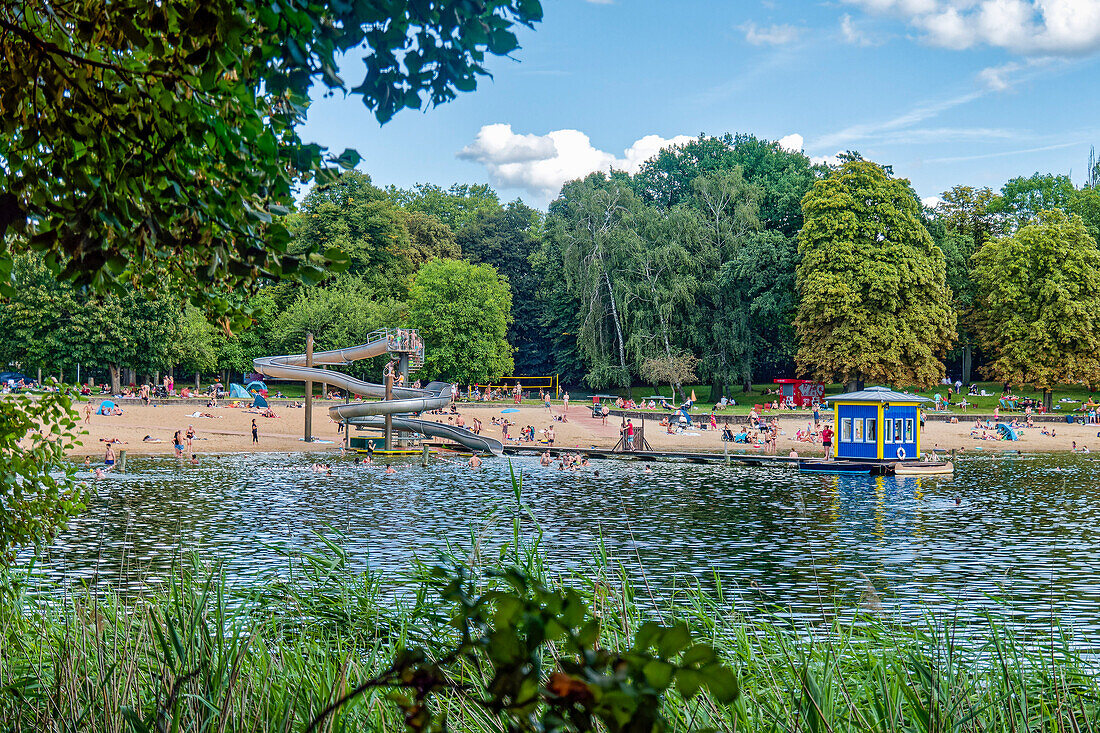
left=0, top=174, right=523, bottom=389
left=4, top=138, right=1100, bottom=400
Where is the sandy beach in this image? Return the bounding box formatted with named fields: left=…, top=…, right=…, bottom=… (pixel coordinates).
left=67, top=399, right=1100, bottom=459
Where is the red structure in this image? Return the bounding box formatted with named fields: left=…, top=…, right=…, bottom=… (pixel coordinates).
left=774, top=379, right=824, bottom=408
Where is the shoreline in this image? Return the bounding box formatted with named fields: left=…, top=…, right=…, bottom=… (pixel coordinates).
left=64, top=401, right=1100, bottom=459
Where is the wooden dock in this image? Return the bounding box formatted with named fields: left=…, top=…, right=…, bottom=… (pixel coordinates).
left=497, top=444, right=802, bottom=467
left=428, top=442, right=950, bottom=474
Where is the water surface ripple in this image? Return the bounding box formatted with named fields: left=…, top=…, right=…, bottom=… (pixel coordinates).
left=34, top=452, right=1100, bottom=626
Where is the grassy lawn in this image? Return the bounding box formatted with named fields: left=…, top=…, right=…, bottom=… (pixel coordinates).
left=577, top=382, right=1100, bottom=415
left=58, top=379, right=1097, bottom=416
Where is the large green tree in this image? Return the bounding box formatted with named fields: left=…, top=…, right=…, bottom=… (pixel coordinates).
left=990, top=173, right=1076, bottom=231
left=1, top=0, right=542, bottom=320
left=635, top=134, right=819, bottom=391
left=387, top=183, right=501, bottom=231
left=621, top=206, right=702, bottom=402
left=795, top=161, right=956, bottom=388
left=687, top=169, right=762, bottom=394
left=457, top=201, right=549, bottom=376
left=544, top=174, right=641, bottom=389
left=970, top=210, right=1100, bottom=408
left=408, top=259, right=513, bottom=384
left=1069, top=186, right=1100, bottom=244
left=291, top=171, right=414, bottom=298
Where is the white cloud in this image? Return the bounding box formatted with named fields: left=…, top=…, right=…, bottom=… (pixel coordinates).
left=813, top=89, right=984, bottom=149
left=977, top=57, right=1055, bottom=90
left=457, top=124, right=693, bottom=199
left=921, top=195, right=943, bottom=208
left=840, top=13, right=876, bottom=45
left=844, top=0, right=1100, bottom=55
left=777, top=133, right=804, bottom=152
left=741, top=22, right=801, bottom=45
left=810, top=152, right=844, bottom=166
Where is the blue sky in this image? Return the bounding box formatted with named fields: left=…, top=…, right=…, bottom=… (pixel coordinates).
left=301, top=0, right=1100, bottom=208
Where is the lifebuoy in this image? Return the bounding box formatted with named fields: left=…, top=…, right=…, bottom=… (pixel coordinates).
left=896, top=447, right=906, bottom=460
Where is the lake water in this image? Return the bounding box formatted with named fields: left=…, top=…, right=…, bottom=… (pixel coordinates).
left=30, top=451, right=1100, bottom=627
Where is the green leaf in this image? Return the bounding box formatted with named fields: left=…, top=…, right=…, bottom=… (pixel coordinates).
left=657, top=623, right=692, bottom=659
left=674, top=668, right=705, bottom=698
left=702, top=664, right=740, bottom=704
left=335, top=148, right=361, bottom=170
left=681, top=643, right=717, bottom=667
left=642, top=659, right=674, bottom=690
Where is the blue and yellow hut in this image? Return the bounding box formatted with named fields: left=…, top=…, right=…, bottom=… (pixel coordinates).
left=827, top=386, right=930, bottom=462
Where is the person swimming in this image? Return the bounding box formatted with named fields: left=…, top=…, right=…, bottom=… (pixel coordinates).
left=385, top=465, right=397, bottom=474
left=469, top=454, right=482, bottom=468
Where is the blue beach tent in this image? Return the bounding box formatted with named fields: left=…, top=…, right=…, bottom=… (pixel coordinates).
left=996, top=422, right=1019, bottom=441
left=96, top=400, right=116, bottom=415
left=229, top=383, right=251, bottom=399
left=252, top=394, right=268, bottom=409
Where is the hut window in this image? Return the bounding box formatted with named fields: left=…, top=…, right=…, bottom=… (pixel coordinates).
left=865, top=418, right=877, bottom=443
left=853, top=418, right=863, bottom=442
left=840, top=418, right=852, bottom=442
left=894, top=418, right=903, bottom=442
left=884, top=418, right=893, bottom=442
left=904, top=419, right=914, bottom=442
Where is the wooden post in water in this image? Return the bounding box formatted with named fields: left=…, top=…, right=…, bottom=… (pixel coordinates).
left=421, top=443, right=430, bottom=467
left=397, top=353, right=410, bottom=447
left=384, top=369, right=393, bottom=451
left=119, top=450, right=127, bottom=473
left=304, top=333, right=313, bottom=442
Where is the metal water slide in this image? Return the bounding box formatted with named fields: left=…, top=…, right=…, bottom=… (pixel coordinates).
left=253, top=331, right=504, bottom=456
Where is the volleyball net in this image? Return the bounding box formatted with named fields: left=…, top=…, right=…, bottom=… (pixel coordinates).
left=467, top=375, right=559, bottom=398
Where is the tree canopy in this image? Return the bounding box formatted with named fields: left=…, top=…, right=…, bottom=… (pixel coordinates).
left=408, top=258, right=514, bottom=383
left=795, top=161, right=956, bottom=387
left=0, top=0, right=542, bottom=321
left=970, top=210, right=1100, bottom=396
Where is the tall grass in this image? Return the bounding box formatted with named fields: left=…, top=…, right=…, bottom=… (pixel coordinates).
left=3, top=473, right=1099, bottom=732
left=4, top=546, right=1099, bottom=731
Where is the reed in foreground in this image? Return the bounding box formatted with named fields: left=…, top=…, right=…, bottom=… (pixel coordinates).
left=3, top=534, right=1100, bottom=733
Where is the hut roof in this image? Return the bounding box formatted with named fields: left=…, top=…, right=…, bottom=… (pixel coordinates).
left=826, top=386, right=931, bottom=403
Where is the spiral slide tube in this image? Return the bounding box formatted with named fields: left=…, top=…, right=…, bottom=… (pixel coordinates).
left=253, top=334, right=504, bottom=456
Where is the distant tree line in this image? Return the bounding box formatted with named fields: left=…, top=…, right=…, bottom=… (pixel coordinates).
left=3, top=137, right=1100, bottom=404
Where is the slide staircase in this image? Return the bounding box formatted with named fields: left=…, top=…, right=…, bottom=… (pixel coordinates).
left=253, top=329, right=503, bottom=456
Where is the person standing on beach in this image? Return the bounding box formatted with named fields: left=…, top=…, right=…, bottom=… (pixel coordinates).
left=251, top=419, right=258, bottom=444
left=562, top=391, right=569, bottom=413
left=547, top=425, right=556, bottom=446
left=173, top=430, right=184, bottom=458
left=186, top=425, right=195, bottom=453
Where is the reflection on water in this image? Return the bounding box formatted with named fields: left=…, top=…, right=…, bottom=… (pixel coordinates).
left=27, top=452, right=1100, bottom=626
